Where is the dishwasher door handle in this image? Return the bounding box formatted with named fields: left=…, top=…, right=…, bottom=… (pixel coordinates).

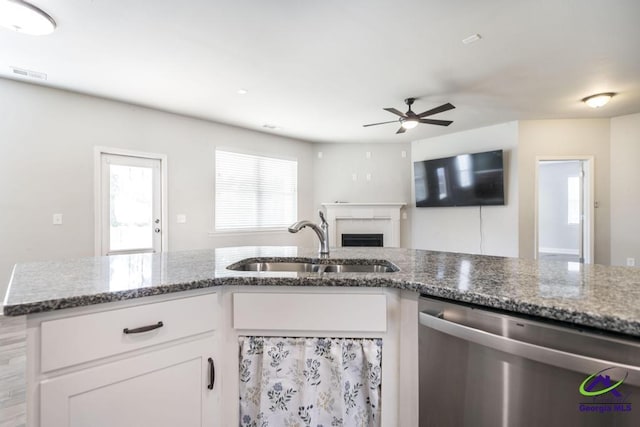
left=420, top=311, right=640, bottom=387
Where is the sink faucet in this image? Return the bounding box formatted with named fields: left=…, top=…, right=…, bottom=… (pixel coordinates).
left=288, top=210, right=330, bottom=256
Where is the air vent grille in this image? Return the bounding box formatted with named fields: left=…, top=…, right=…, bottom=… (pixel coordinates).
left=10, top=67, right=47, bottom=80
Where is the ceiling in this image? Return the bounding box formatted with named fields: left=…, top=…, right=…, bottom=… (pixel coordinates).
left=1, top=0, right=639, bottom=144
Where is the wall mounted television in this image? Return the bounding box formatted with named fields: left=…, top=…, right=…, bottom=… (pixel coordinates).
left=414, top=149, right=505, bottom=207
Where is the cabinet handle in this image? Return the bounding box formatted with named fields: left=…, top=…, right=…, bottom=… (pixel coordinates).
left=208, top=357, right=215, bottom=390
left=122, top=321, right=164, bottom=334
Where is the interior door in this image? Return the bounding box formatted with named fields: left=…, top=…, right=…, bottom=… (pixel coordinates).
left=100, top=154, right=162, bottom=256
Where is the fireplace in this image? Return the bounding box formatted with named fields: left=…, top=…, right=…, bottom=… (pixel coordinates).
left=322, top=203, right=406, bottom=248
left=342, top=233, right=384, bottom=247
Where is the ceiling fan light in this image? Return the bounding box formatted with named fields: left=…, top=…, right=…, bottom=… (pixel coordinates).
left=582, top=92, right=615, bottom=108
left=0, top=0, right=56, bottom=35
left=401, top=118, right=419, bottom=129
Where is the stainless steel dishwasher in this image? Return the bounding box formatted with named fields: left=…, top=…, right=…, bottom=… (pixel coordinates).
left=419, top=296, right=640, bottom=427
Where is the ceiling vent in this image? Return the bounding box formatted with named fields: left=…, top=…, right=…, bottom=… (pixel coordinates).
left=10, top=66, right=47, bottom=80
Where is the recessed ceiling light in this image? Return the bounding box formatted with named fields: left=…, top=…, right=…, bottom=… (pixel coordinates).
left=462, top=34, right=482, bottom=45
left=262, top=124, right=280, bottom=130
left=237, top=88, right=248, bottom=95
left=582, top=92, right=615, bottom=108
left=0, top=0, right=56, bottom=36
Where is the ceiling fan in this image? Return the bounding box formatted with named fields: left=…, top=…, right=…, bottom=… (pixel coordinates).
left=363, top=98, right=455, bottom=134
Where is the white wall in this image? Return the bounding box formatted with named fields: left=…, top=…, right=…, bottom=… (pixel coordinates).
left=538, top=161, right=581, bottom=253
left=518, top=119, right=610, bottom=264
left=411, top=122, right=519, bottom=257
left=610, top=112, right=640, bottom=267
left=0, top=78, right=315, bottom=302
left=312, top=143, right=412, bottom=247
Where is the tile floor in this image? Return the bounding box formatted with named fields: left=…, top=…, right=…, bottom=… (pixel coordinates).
left=0, top=315, right=26, bottom=427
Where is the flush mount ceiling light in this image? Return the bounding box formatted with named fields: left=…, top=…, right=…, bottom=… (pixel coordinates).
left=582, top=92, right=615, bottom=108
left=0, top=0, right=56, bottom=35
left=237, top=88, right=248, bottom=95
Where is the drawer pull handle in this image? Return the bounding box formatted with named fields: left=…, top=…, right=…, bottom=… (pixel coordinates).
left=208, top=357, right=215, bottom=390
left=123, top=321, right=164, bottom=334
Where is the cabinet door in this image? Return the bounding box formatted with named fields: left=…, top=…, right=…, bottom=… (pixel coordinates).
left=41, top=337, right=218, bottom=427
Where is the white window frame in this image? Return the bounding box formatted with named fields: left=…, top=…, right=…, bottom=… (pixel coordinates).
left=213, top=148, right=298, bottom=233
left=94, top=147, right=168, bottom=256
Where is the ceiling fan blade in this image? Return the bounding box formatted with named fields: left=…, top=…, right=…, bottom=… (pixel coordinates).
left=417, top=103, right=456, bottom=118
left=384, top=107, right=406, bottom=118
left=396, top=126, right=407, bottom=134
left=419, top=118, right=453, bottom=126
left=363, top=120, right=399, bottom=127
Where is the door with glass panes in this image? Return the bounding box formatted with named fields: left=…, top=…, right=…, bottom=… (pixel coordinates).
left=100, top=153, right=162, bottom=256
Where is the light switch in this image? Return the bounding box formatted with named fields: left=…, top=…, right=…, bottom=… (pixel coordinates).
left=401, top=150, right=407, bottom=158
left=366, top=151, right=371, bottom=159
left=177, top=214, right=187, bottom=224
left=53, top=214, right=63, bottom=225
left=352, top=173, right=357, bottom=181
left=317, top=152, right=323, bottom=159
left=402, top=212, right=408, bottom=219
left=366, top=173, right=372, bottom=181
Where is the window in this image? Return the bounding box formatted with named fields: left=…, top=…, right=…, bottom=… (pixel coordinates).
left=215, top=150, right=297, bottom=230
left=567, top=176, right=580, bottom=224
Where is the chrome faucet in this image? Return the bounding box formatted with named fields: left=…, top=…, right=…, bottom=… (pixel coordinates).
left=288, top=210, right=330, bottom=256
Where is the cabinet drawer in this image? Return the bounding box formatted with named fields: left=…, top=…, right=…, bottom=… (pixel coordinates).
left=233, top=292, right=386, bottom=332
left=41, top=293, right=217, bottom=372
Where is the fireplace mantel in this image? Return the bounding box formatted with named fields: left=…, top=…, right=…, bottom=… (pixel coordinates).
left=321, top=203, right=406, bottom=248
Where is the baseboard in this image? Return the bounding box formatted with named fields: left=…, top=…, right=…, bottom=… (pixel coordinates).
left=539, top=247, right=579, bottom=255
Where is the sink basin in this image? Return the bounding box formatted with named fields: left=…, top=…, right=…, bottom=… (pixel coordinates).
left=226, top=258, right=398, bottom=273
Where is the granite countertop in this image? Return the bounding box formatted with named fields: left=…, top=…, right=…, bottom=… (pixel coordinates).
left=3, top=246, right=640, bottom=337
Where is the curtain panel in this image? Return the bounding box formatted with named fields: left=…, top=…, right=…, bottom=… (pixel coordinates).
left=239, top=336, right=383, bottom=427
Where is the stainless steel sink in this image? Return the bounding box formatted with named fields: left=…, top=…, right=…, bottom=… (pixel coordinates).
left=227, top=258, right=398, bottom=273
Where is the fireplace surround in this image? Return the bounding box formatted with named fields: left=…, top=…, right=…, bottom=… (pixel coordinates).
left=321, top=203, right=406, bottom=248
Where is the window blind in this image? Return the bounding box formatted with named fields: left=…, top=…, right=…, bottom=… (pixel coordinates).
left=215, top=150, right=297, bottom=230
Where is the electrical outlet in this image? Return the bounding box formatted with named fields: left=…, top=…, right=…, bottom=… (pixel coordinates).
left=627, top=258, right=635, bottom=267
left=366, top=173, right=372, bottom=181
left=317, top=152, right=323, bottom=159
left=352, top=173, right=357, bottom=181
left=177, top=214, right=187, bottom=224
left=366, top=151, right=371, bottom=159
left=52, top=214, right=63, bottom=225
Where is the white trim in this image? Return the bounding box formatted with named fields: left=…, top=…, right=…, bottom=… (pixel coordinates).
left=538, top=247, right=580, bottom=255
left=534, top=155, right=595, bottom=263
left=208, top=229, right=290, bottom=237
left=94, top=146, right=169, bottom=256
left=321, top=202, right=406, bottom=208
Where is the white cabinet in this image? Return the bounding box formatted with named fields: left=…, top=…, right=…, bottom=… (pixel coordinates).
left=29, top=288, right=416, bottom=427
left=40, top=337, right=218, bottom=427
left=31, top=292, right=220, bottom=427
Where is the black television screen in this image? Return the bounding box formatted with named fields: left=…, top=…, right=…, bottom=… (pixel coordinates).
left=414, top=149, right=505, bottom=207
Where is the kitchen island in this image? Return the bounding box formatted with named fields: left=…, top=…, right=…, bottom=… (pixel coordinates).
left=5, top=246, right=640, bottom=336
left=3, top=246, right=640, bottom=427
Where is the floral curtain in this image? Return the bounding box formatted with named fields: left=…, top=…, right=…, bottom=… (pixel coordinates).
left=239, top=336, right=382, bottom=427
